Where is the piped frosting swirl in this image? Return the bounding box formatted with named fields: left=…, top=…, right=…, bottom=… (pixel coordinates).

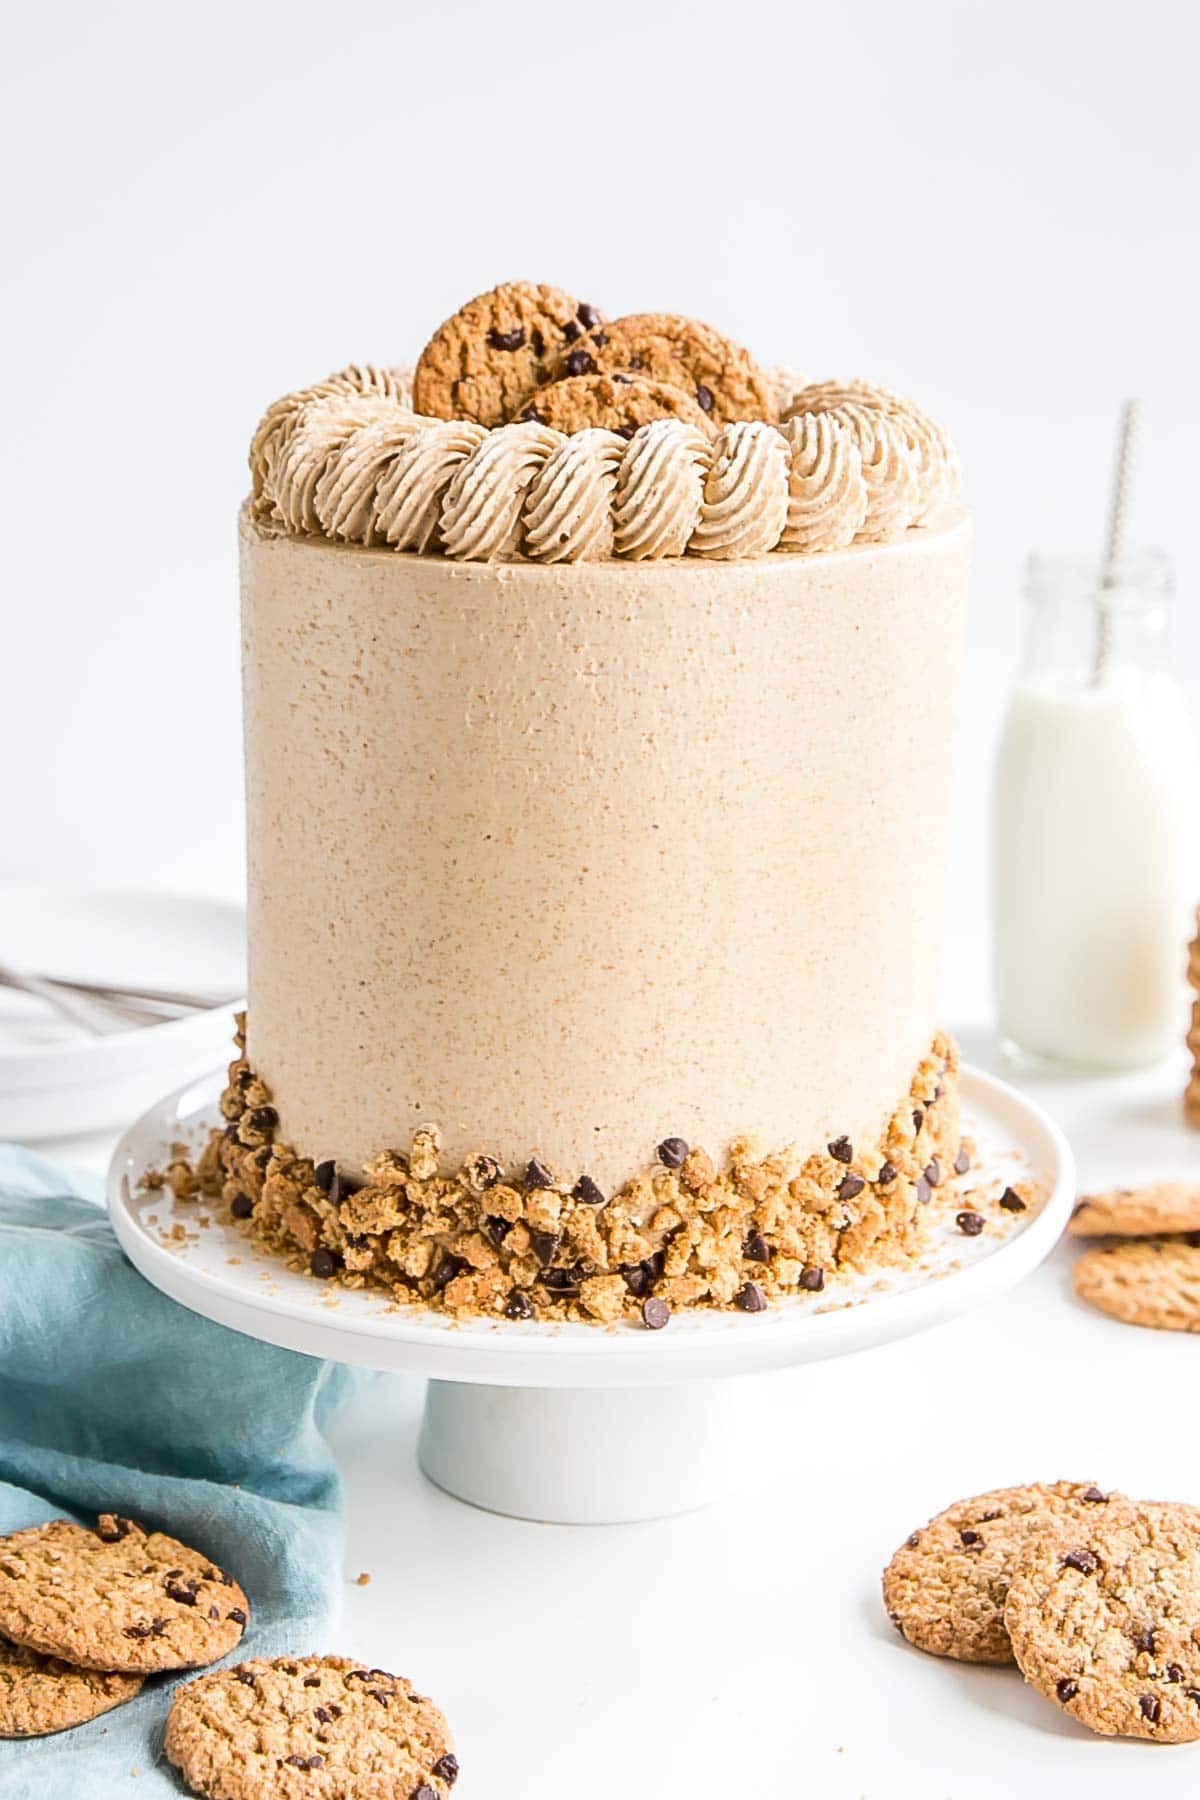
left=778, top=413, right=869, bottom=553
left=612, top=420, right=711, bottom=560
left=523, top=429, right=626, bottom=563
left=690, top=422, right=790, bottom=560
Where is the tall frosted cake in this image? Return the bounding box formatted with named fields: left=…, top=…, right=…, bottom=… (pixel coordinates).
left=198, top=281, right=973, bottom=1328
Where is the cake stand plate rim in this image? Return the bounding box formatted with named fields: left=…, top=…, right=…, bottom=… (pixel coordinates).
left=105, top=1061, right=1074, bottom=1388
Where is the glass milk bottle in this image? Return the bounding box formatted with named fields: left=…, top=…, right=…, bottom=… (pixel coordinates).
left=992, top=549, right=1200, bottom=1070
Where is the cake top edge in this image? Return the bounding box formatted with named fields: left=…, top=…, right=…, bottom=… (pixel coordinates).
left=247, top=280, right=962, bottom=566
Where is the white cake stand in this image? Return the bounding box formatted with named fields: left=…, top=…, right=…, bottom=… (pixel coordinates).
left=107, top=1064, right=1073, bottom=1524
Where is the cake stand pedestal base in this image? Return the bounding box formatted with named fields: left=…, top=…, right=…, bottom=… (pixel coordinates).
left=108, top=1063, right=1073, bottom=1526
left=417, top=1378, right=763, bottom=1523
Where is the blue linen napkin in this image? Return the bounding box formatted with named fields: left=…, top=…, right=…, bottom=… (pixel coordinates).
left=0, top=1146, right=365, bottom=1796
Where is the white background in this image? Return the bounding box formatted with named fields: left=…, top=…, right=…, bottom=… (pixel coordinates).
left=6, top=3, right=1200, bottom=1795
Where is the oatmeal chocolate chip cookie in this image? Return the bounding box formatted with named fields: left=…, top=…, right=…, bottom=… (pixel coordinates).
left=1069, top=1180, right=1200, bottom=1238
left=1073, top=1237, right=1200, bottom=1331
left=0, top=1635, right=143, bottom=1737
left=882, top=1480, right=1118, bottom=1664
left=536, top=311, right=777, bottom=426
left=165, top=1654, right=458, bottom=1800
left=518, top=372, right=715, bottom=438
left=1005, top=1500, right=1200, bottom=1741
left=0, top=1515, right=249, bottom=1674
left=412, top=280, right=605, bottom=427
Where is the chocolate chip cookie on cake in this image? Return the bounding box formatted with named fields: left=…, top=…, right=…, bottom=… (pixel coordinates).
left=412, top=280, right=605, bottom=427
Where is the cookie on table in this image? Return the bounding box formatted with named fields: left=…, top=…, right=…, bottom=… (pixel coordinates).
left=0, top=1635, right=143, bottom=1738
left=536, top=311, right=776, bottom=425
left=1073, top=1237, right=1200, bottom=1332
left=1068, top=1180, right=1200, bottom=1238
left=517, top=371, right=714, bottom=438
left=882, top=1479, right=1118, bottom=1664
left=412, top=280, right=605, bottom=427
left=165, top=1654, right=458, bottom=1800
left=0, top=1514, right=249, bottom=1673
left=1005, top=1500, right=1200, bottom=1741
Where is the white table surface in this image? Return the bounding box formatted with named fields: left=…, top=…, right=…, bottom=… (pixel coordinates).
left=30, top=989, right=1200, bottom=1798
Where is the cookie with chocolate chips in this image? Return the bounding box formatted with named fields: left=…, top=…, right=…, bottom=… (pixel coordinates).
left=412, top=280, right=605, bottom=427
left=535, top=311, right=777, bottom=426
left=1068, top=1180, right=1200, bottom=1239
left=165, top=1654, right=457, bottom=1800
left=0, top=1515, right=249, bottom=1673
left=1073, top=1236, right=1200, bottom=1331
left=1005, top=1500, right=1200, bottom=1740
left=517, top=372, right=714, bottom=438
left=0, top=1635, right=143, bottom=1737
left=882, top=1480, right=1119, bottom=1664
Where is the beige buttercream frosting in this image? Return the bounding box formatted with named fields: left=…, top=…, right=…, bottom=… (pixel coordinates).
left=611, top=419, right=712, bottom=560
left=249, top=365, right=960, bottom=558
left=269, top=392, right=405, bottom=538
left=374, top=419, right=489, bottom=553
left=439, top=420, right=565, bottom=562
left=523, top=429, right=626, bottom=563
left=766, top=363, right=810, bottom=418
left=249, top=365, right=412, bottom=513
left=784, top=379, right=957, bottom=526
left=778, top=412, right=870, bottom=553
left=689, top=421, right=790, bottom=560
left=313, top=412, right=426, bottom=546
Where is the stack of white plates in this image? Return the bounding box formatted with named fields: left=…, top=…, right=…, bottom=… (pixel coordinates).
left=0, top=885, right=245, bottom=1142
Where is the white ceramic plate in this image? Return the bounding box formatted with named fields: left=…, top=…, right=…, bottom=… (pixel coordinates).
left=108, top=1062, right=1074, bottom=1388
left=0, top=885, right=244, bottom=1140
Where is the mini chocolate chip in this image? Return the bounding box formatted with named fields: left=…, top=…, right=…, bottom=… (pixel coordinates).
left=828, top=1136, right=853, bottom=1164
left=577, top=302, right=602, bottom=328
left=643, top=1249, right=667, bottom=1281
left=613, top=424, right=636, bottom=439
left=433, top=1753, right=460, bottom=1785
left=151, top=1618, right=168, bottom=1634
left=915, top=1176, right=932, bottom=1204
left=367, top=1688, right=390, bottom=1705
left=248, top=1106, right=278, bottom=1132
left=488, top=326, right=526, bottom=351
left=236, top=1668, right=256, bottom=1685
left=166, top=1579, right=199, bottom=1606
left=412, top=1788, right=438, bottom=1800
left=504, top=1289, right=534, bottom=1320
left=628, top=352, right=644, bottom=369
left=1140, top=1694, right=1162, bottom=1723
left=876, top=1161, right=897, bottom=1186
left=565, top=349, right=595, bottom=377
left=612, top=372, right=633, bottom=384
left=484, top=1215, right=512, bottom=1249
left=228, top=1607, right=247, bottom=1625
left=314, top=1159, right=336, bottom=1193
left=1167, top=1664, right=1184, bottom=1683
left=642, top=1296, right=670, bottom=1330
left=236, top=1068, right=254, bottom=1091
left=310, top=1247, right=337, bottom=1279
left=924, top=1159, right=942, bottom=1187
left=799, top=1265, right=825, bottom=1292
left=999, top=1187, right=1026, bottom=1212
left=1134, top=1628, right=1156, bottom=1654
left=209, top=1604, right=220, bottom=1619
left=525, top=1157, right=554, bottom=1189
left=529, top=1229, right=561, bottom=1267
left=303, top=1675, right=321, bottom=1686
left=657, top=1137, right=688, bottom=1169
left=959, top=1528, right=982, bottom=1546
left=913, top=1110, right=924, bottom=1134
left=621, top=1262, right=650, bottom=1296
left=954, top=1147, right=971, bottom=1175
left=744, top=1231, right=771, bottom=1263
left=1082, top=1487, right=1107, bottom=1502
left=573, top=1174, right=605, bottom=1206
left=230, top=1191, right=253, bottom=1219
left=1187, top=1688, right=1200, bottom=1706
left=562, top=318, right=582, bottom=343
left=907, top=1531, right=920, bottom=1547
left=329, top=1703, right=342, bottom=1717
left=695, top=383, right=714, bottom=413
left=837, top=1172, right=866, bottom=1202
left=467, top=1154, right=502, bottom=1190
left=1056, top=1678, right=1079, bottom=1703
left=519, top=405, right=545, bottom=424
left=124, top=1622, right=152, bottom=1639
left=224, top=1122, right=240, bottom=1139
left=97, top=1516, right=133, bottom=1542
left=956, top=1211, right=984, bottom=1236
left=539, top=1263, right=584, bottom=1292
left=980, top=1510, right=1002, bottom=1522
left=530, top=326, right=544, bottom=358
left=432, top=1252, right=465, bottom=1290
left=591, top=331, right=609, bottom=348
left=735, top=1282, right=766, bottom=1313
left=1063, top=1548, right=1099, bottom=1574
